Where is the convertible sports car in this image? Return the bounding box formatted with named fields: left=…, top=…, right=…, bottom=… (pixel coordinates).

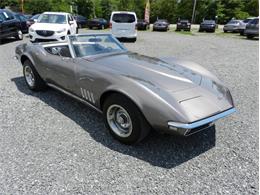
left=15, top=33, right=235, bottom=144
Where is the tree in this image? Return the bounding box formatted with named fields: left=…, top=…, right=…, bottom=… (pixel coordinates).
left=100, top=0, right=112, bottom=19
left=24, top=0, right=52, bottom=14
left=74, top=0, right=94, bottom=18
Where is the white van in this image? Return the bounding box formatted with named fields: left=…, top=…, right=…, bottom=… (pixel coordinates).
left=110, top=11, right=137, bottom=41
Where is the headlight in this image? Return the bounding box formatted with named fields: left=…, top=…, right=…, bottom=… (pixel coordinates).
left=56, top=28, right=66, bottom=33
left=29, top=28, right=35, bottom=32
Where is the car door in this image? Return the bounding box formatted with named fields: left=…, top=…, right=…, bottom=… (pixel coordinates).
left=44, top=45, right=77, bottom=92
left=3, top=11, right=18, bottom=36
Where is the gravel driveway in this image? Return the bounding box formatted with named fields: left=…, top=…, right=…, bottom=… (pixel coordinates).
left=0, top=30, right=258, bottom=194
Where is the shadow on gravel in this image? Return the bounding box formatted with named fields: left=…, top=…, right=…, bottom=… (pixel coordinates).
left=0, top=38, right=21, bottom=45
left=12, top=76, right=216, bottom=169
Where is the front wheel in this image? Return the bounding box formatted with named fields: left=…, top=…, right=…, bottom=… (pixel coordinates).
left=103, top=94, right=150, bottom=144
left=15, top=29, right=23, bottom=40
left=23, top=60, right=46, bottom=91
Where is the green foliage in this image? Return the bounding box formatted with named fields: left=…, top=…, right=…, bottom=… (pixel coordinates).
left=2, top=0, right=258, bottom=24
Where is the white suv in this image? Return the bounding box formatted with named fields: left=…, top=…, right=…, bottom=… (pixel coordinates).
left=29, top=12, right=78, bottom=42
left=110, top=11, right=137, bottom=42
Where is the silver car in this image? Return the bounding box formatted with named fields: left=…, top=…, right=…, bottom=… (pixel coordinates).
left=223, top=20, right=242, bottom=33
left=237, top=17, right=255, bottom=35
left=15, top=33, right=235, bottom=144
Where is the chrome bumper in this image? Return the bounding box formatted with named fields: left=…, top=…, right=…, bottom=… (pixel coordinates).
left=168, top=108, right=236, bottom=136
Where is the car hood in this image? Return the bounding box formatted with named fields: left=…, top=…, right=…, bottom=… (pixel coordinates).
left=30, top=23, right=67, bottom=31
left=87, top=52, right=234, bottom=121
left=89, top=52, right=225, bottom=92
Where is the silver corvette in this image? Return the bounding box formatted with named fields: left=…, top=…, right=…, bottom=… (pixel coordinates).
left=15, top=33, right=235, bottom=144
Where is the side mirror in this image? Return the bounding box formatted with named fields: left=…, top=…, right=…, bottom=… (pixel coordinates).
left=69, top=21, right=74, bottom=25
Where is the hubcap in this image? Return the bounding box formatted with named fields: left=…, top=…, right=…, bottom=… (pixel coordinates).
left=107, top=104, right=132, bottom=138
left=18, top=30, right=23, bottom=39
left=24, top=66, right=35, bottom=87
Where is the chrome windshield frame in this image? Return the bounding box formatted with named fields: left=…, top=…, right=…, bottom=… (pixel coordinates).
left=67, top=33, right=127, bottom=59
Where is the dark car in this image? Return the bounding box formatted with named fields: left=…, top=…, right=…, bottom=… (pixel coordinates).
left=0, top=9, right=23, bottom=41
left=176, top=20, right=191, bottom=31
left=244, top=17, right=259, bottom=39
left=153, top=19, right=169, bottom=31
left=14, top=13, right=28, bottom=33
left=87, top=18, right=108, bottom=29
left=74, top=15, right=87, bottom=28
left=26, top=14, right=41, bottom=28
left=136, top=19, right=149, bottom=30
left=199, top=20, right=216, bottom=32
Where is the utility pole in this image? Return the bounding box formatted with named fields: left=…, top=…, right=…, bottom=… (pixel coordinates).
left=20, top=0, right=24, bottom=13
left=191, top=0, right=197, bottom=24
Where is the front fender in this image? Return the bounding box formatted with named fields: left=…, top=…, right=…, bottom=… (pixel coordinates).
left=100, top=75, right=190, bottom=130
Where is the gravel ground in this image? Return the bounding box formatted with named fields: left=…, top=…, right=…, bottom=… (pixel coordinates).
left=0, top=30, right=258, bottom=194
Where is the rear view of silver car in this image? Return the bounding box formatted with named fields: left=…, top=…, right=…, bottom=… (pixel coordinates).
left=244, top=17, right=259, bottom=39
left=223, top=20, right=242, bottom=33
left=110, top=11, right=137, bottom=42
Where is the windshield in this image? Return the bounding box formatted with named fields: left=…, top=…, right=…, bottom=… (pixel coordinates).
left=38, top=14, right=66, bottom=24
left=69, top=34, right=127, bottom=57
left=31, top=14, right=40, bottom=20
left=112, top=13, right=136, bottom=23
left=228, top=20, right=240, bottom=24
left=203, top=20, right=215, bottom=24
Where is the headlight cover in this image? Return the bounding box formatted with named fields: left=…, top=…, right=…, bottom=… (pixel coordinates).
left=57, top=28, right=66, bottom=33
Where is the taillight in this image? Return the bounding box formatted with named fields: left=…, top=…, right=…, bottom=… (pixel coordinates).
left=109, top=22, right=112, bottom=28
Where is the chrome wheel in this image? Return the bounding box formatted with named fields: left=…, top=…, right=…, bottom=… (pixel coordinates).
left=106, top=104, right=133, bottom=138
left=17, top=30, right=23, bottom=40
left=24, top=66, right=35, bottom=87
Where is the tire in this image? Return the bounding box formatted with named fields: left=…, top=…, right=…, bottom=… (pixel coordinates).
left=103, top=94, right=151, bottom=144
left=247, top=34, right=254, bottom=39
left=15, top=29, right=23, bottom=40
left=67, top=31, right=71, bottom=35
left=76, top=28, right=79, bottom=34
left=240, top=31, right=244, bottom=36
left=23, top=60, right=46, bottom=91
left=131, top=37, right=137, bottom=42
left=224, top=30, right=227, bottom=33
left=198, top=29, right=202, bottom=32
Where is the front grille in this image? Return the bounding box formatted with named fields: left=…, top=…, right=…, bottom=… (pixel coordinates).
left=36, top=30, right=54, bottom=37
left=35, top=38, right=57, bottom=42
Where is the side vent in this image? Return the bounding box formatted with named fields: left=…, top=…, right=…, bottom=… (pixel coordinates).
left=80, top=88, right=95, bottom=104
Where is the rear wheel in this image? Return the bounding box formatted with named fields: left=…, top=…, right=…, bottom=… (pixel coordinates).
left=23, top=60, right=46, bottom=91
left=247, top=34, right=254, bottom=39
left=15, top=29, right=23, bottom=40
left=103, top=94, right=150, bottom=144
left=224, top=30, right=227, bottom=33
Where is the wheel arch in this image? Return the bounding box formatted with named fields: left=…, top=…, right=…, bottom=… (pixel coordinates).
left=99, top=89, right=153, bottom=129
left=100, top=89, right=141, bottom=112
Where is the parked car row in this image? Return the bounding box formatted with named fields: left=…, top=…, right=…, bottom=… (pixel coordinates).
left=223, top=17, right=259, bottom=39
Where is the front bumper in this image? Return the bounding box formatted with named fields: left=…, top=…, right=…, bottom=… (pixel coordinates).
left=168, top=108, right=236, bottom=136
left=29, top=31, right=67, bottom=42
